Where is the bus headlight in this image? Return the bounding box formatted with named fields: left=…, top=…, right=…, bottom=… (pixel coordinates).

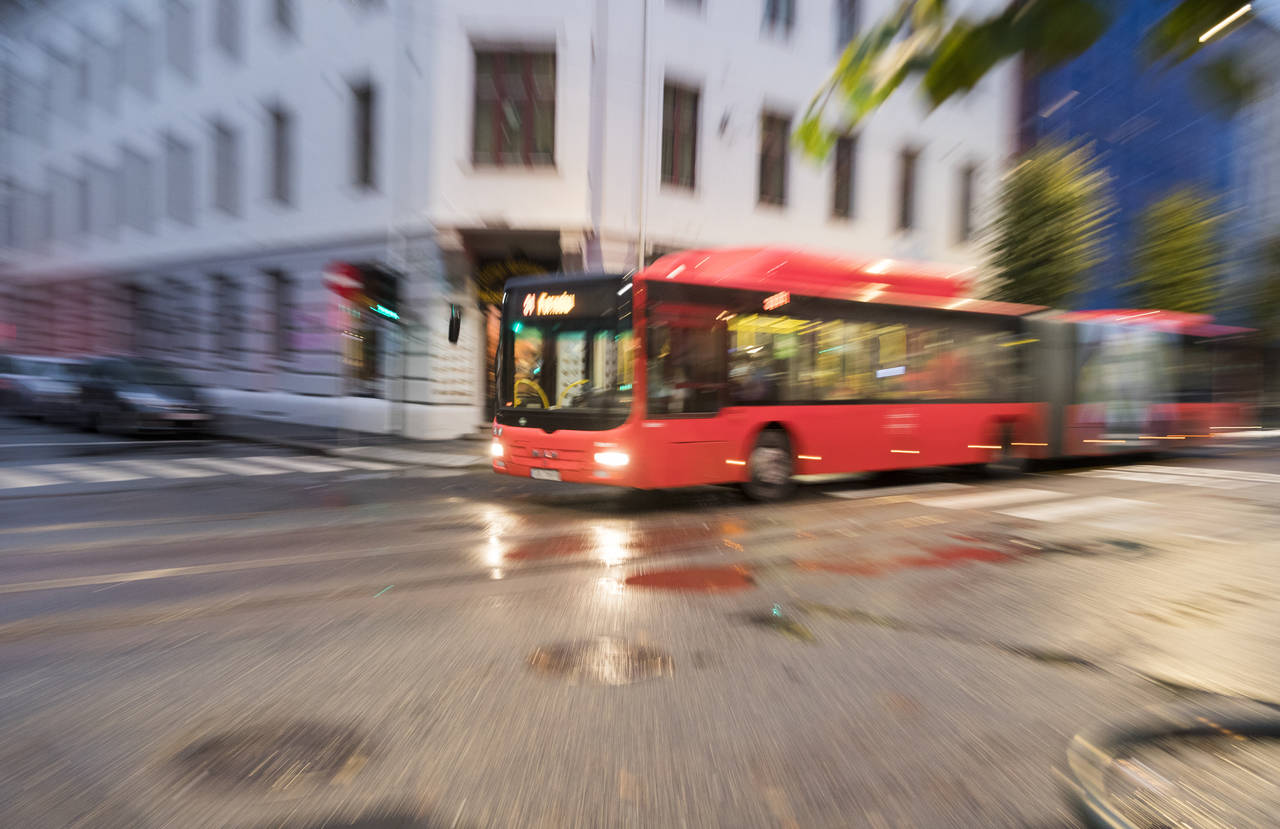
left=594, top=450, right=629, bottom=467
left=490, top=441, right=504, bottom=458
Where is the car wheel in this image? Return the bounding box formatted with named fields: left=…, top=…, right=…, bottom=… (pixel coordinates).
left=741, top=429, right=796, bottom=501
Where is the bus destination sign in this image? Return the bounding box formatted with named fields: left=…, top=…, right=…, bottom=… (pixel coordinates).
left=522, top=291, right=577, bottom=316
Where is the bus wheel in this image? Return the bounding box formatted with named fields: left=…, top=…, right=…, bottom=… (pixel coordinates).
left=986, top=428, right=1027, bottom=477
left=742, top=430, right=796, bottom=501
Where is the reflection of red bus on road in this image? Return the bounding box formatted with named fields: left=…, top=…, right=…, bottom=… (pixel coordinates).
left=490, top=247, right=1256, bottom=499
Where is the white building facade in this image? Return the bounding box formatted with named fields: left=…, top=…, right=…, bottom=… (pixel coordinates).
left=0, top=0, right=1019, bottom=439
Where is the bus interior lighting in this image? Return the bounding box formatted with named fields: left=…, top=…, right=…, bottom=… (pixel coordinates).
left=968, top=445, right=1002, bottom=450
left=999, top=338, right=1039, bottom=347
left=1012, top=442, right=1048, bottom=447
left=890, top=449, right=921, bottom=454
left=797, top=455, right=822, bottom=461
left=726, top=459, right=747, bottom=466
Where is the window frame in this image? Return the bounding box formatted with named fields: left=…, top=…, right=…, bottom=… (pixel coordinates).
left=471, top=48, right=557, bottom=168
left=660, top=81, right=699, bottom=189
left=832, top=133, right=857, bottom=219
left=351, top=80, right=377, bottom=188
left=897, top=145, right=920, bottom=232
left=758, top=111, right=791, bottom=207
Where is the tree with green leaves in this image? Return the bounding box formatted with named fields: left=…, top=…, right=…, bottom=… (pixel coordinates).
left=1127, top=187, right=1225, bottom=313
left=796, top=0, right=1260, bottom=157
left=986, top=142, right=1113, bottom=307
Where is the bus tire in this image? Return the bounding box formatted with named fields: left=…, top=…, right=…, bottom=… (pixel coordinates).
left=741, top=429, right=796, bottom=501
left=985, top=427, right=1027, bottom=477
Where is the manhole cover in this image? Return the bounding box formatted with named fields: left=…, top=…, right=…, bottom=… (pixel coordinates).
left=528, top=636, right=673, bottom=685
left=624, top=565, right=754, bottom=592
left=175, top=721, right=370, bottom=791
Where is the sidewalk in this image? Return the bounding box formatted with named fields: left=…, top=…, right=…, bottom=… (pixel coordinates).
left=217, top=415, right=489, bottom=469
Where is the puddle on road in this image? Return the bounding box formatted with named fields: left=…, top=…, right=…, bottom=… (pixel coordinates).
left=625, top=565, right=756, bottom=593
left=173, top=721, right=370, bottom=791
left=528, top=636, right=674, bottom=685
left=795, top=546, right=1010, bottom=578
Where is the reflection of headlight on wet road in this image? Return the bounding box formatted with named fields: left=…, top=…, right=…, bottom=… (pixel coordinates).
left=594, top=450, right=629, bottom=467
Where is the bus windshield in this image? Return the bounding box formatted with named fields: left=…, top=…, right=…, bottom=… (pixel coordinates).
left=498, top=276, right=634, bottom=430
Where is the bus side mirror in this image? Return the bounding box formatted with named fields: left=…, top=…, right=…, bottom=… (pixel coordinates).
left=447, top=305, right=462, bottom=344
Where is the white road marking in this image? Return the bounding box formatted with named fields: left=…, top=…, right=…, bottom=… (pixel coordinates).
left=331, top=458, right=400, bottom=471
left=30, top=462, right=145, bottom=483
left=0, top=468, right=67, bottom=489
left=922, top=487, right=1068, bottom=510
left=251, top=455, right=349, bottom=474
left=823, top=482, right=970, bottom=500
left=1071, top=470, right=1252, bottom=490
left=999, top=496, right=1144, bottom=523
left=1125, top=465, right=1280, bottom=485
left=104, top=460, right=221, bottom=479
left=183, top=458, right=287, bottom=476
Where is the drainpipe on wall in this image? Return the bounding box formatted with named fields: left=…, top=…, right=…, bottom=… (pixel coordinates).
left=636, top=0, right=650, bottom=270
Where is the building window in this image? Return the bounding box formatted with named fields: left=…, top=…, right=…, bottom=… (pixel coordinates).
left=898, top=146, right=920, bottom=231
left=661, top=82, right=698, bottom=189
left=76, top=174, right=90, bottom=237
left=274, top=0, right=295, bottom=35
left=121, top=13, right=153, bottom=97
left=832, top=134, right=857, bottom=219
left=215, top=0, right=241, bottom=60
left=214, top=275, right=240, bottom=359
left=165, top=0, right=196, bottom=81
left=268, top=269, right=292, bottom=359
left=763, top=0, right=796, bottom=34
left=268, top=105, right=292, bottom=204
left=121, top=148, right=154, bottom=233
left=212, top=120, right=239, bottom=215
left=758, top=112, right=790, bottom=206
left=351, top=81, right=377, bottom=188
left=835, top=0, right=859, bottom=51
left=87, top=37, right=117, bottom=113
left=1, top=179, right=14, bottom=248
left=957, top=163, right=977, bottom=242
left=472, top=50, right=556, bottom=167
left=87, top=160, right=117, bottom=239
left=165, top=133, right=195, bottom=224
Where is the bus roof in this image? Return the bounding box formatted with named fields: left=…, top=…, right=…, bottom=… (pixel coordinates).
left=1055, top=309, right=1254, bottom=337
left=638, top=247, right=1044, bottom=317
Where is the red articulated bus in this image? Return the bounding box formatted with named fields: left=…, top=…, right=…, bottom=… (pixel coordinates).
left=490, top=247, right=1256, bottom=500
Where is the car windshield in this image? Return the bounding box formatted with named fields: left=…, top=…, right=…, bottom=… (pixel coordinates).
left=17, top=359, right=73, bottom=379
left=128, top=363, right=192, bottom=387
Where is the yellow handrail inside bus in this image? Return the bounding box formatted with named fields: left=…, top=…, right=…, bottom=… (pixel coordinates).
left=558, top=378, right=590, bottom=405
left=514, top=378, right=549, bottom=408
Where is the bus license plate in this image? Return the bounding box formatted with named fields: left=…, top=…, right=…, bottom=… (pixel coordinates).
left=531, top=468, right=561, bottom=482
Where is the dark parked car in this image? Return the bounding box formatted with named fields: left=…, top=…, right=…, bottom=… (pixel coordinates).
left=0, top=354, right=84, bottom=420
left=79, top=357, right=215, bottom=435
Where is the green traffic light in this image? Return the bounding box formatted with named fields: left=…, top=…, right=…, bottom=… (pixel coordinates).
left=371, top=304, right=400, bottom=320
left=511, top=321, right=523, bottom=333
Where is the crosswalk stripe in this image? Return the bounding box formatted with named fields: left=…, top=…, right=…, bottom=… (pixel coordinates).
left=999, top=495, right=1143, bottom=522
left=0, top=468, right=66, bottom=489
left=824, top=482, right=970, bottom=500
left=1125, top=465, right=1280, bottom=485
left=183, top=458, right=287, bottom=476
left=1071, top=470, right=1251, bottom=490
left=331, top=458, right=399, bottom=471
left=922, top=487, right=1067, bottom=510
left=32, top=462, right=146, bottom=483
left=251, top=456, right=349, bottom=474
left=108, top=459, right=221, bottom=479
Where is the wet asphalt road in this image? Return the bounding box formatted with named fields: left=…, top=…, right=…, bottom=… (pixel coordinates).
left=2, top=415, right=1280, bottom=827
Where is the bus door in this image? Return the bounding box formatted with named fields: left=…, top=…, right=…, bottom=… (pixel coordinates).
left=644, top=303, right=731, bottom=486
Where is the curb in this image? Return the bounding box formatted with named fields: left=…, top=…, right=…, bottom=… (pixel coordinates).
left=219, top=430, right=487, bottom=470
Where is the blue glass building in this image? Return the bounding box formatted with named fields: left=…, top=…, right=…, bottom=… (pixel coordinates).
left=1020, top=0, right=1240, bottom=312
